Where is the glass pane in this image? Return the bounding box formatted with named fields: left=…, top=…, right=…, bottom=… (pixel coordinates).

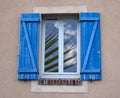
left=44, top=20, right=59, bottom=72
left=63, top=20, right=77, bottom=72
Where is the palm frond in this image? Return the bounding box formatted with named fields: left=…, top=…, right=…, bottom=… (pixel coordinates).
left=45, top=37, right=76, bottom=59
left=45, top=62, right=58, bottom=71
left=64, top=54, right=76, bottom=63
left=64, top=63, right=77, bottom=70
left=45, top=55, right=58, bottom=65
left=45, top=54, right=76, bottom=72
left=45, top=32, right=58, bottom=45
left=49, top=63, right=76, bottom=72
left=45, top=37, right=58, bottom=50
left=45, top=47, right=58, bottom=58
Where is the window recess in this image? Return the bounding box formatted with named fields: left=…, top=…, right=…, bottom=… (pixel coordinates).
left=41, top=14, right=80, bottom=79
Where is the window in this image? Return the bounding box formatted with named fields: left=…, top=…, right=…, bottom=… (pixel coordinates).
left=41, top=14, right=80, bottom=79
left=18, top=11, right=101, bottom=82
left=18, top=6, right=102, bottom=93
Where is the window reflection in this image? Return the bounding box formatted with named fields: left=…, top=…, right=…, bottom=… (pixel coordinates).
left=44, top=20, right=59, bottom=72
left=64, top=20, right=77, bottom=72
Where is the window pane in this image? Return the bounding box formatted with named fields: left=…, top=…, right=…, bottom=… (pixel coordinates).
left=44, top=20, right=59, bottom=72
left=63, top=20, right=77, bottom=72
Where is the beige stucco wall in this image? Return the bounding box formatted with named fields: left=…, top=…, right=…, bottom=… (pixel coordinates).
left=0, top=0, right=120, bottom=98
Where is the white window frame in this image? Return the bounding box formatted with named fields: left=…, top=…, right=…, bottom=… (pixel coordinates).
left=41, top=14, right=80, bottom=79
left=32, top=6, right=88, bottom=93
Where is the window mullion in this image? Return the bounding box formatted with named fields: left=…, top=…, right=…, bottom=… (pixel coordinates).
left=58, top=19, right=64, bottom=74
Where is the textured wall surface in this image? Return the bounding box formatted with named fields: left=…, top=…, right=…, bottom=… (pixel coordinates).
left=0, top=0, right=120, bottom=98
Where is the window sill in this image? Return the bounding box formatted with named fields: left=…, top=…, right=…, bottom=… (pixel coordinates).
left=31, top=81, right=88, bottom=93
left=38, top=78, right=82, bottom=85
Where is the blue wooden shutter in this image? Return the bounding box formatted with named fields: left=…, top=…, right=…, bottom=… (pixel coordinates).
left=18, top=13, right=40, bottom=80
left=80, top=12, right=101, bottom=80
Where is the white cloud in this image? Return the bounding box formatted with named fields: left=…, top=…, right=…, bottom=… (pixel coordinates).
left=54, top=22, right=59, bottom=28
